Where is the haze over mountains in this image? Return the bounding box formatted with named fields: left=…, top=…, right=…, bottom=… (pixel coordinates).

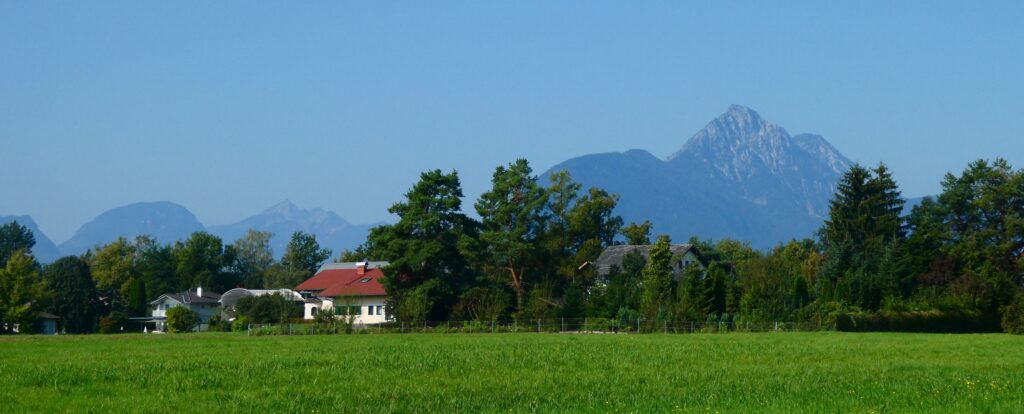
left=9, top=105, right=888, bottom=260
left=544, top=105, right=854, bottom=248
left=4, top=201, right=381, bottom=262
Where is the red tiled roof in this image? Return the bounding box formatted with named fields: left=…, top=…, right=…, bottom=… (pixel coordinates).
left=295, top=268, right=387, bottom=297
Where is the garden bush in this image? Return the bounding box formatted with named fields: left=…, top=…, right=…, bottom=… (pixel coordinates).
left=98, top=311, right=128, bottom=334
left=1001, top=294, right=1024, bottom=335
left=166, top=306, right=198, bottom=333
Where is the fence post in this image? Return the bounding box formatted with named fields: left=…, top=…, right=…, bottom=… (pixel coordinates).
left=561, top=318, right=565, bottom=332
left=636, top=318, right=641, bottom=333
left=537, top=319, right=540, bottom=333
left=584, top=317, right=588, bottom=332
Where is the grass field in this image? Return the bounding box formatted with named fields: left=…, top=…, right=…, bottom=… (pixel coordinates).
left=1, top=332, right=1022, bottom=413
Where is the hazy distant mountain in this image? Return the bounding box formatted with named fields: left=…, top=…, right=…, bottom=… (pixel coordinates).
left=59, top=201, right=205, bottom=256
left=207, top=201, right=380, bottom=258
left=544, top=105, right=854, bottom=248
left=1, top=215, right=60, bottom=263
left=52, top=200, right=377, bottom=258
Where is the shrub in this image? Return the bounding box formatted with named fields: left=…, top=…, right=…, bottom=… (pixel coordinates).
left=235, top=294, right=301, bottom=324
left=1001, top=294, right=1024, bottom=335
left=166, top=306, right=199, bottom=333
left=207, top=313, right=231, bottom=332
left=99, top=311, right=128, bottom=334
left=232, top=316, right=250, bottom=332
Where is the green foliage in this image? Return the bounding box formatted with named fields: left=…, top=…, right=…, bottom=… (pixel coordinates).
left=0, top=250, right=48, bottom=334
left=206, top=313, right=231, bottom=332
left=231, top=316, right=250, bottom=332
left=88, top=237, right=136, bottom=313
left=0, top=221, right=36, bottom=268
left=453, top=286, right=509, bottom=321
left=676, top=259, right=706, bottom=321
left=792, top=275, right=810, bottom=310
left=601, top=252, right=645, bottom=318
left=133, top=236, right=178, bottom=302
left=234, top=294, right=300, bottom=324
left=232, top=230, right=274, bottom=288
left=125, top=277, right=146, bottom=317
left=476, top=159, right=549, bottom=310
left=397, top=279, right=449, bottom=322
left=262, top=263, right=310, bottom=289
left=1002, top=294, right=1024, bottom=335
left=42, top=256, right=97, bottom=333
left=165, top=306, right=198, bottom=333
left=98, top=311, right=128, bottom=334
left=620, top=220, right=653, bottom=245
left=640, top=236, right=674, bottom=324
left=280, top=231, right=331, bottom=276
left=370, top=169, right=476, bottom=322
left=174, top=232, right=238, bottom=293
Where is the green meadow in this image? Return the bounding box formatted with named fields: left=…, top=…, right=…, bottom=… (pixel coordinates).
left=1, top=332, right=1022, bottom=413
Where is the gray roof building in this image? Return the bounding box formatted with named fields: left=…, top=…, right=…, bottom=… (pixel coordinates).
left=591, top=244, right=704, bottom=276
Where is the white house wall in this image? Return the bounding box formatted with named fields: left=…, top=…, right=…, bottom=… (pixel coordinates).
left=304, top=296, right=389, bottom=324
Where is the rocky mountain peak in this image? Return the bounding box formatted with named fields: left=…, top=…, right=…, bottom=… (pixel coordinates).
left=543, top=105, right=856, bottom=247
left=263, top=200, right=300, bottom=217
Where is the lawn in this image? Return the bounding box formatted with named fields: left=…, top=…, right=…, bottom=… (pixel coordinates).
left=1, top=332, right=1022, bottom=413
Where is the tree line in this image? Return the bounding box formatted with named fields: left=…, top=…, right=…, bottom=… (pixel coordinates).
left=350, top=158, right=1024, bottom=333
left=3, top=157, right=1023, bottom=334
left=0, top=227, right=332, bottom=334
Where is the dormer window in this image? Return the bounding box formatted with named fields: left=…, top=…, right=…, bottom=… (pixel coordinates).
left=359, top=277, right=371, bottom=283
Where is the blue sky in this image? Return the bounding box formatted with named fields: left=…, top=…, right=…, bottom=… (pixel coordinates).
left=2, top=2, right=1022, bottom=243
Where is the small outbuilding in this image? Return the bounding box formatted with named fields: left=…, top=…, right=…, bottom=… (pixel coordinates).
left=37, top=312, right=60, bottom=335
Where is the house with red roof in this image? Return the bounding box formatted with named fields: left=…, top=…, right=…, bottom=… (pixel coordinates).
left=294, top=261, right=390, bottom=324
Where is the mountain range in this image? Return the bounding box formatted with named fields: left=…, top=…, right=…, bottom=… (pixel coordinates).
left=5, top=201, right=381, bottom=262
left=9, top=105, right=895, bottom=260
left=543, top=105, right=854, bottom=248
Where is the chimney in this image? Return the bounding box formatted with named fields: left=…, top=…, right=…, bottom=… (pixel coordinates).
left=356, top=261, right=367, bottom=276
left=197, top=286, right=203, bottom=298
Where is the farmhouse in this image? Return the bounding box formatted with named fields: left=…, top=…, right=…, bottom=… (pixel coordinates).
left=149, top=287, right=222, bottom=332
left=295, top=261, right=390, bottom=324
left=591, top=244, right=706, bottom=279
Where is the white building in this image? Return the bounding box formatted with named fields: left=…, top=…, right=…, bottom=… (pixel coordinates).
left=149, top=287, right=222, bottom=331
left=295, top=261, right=390, bottom=325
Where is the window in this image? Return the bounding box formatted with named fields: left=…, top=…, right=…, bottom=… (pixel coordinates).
left=367, top=306, right=375, bottom=316
left=376, top=305, right=384, bottom=316
left=311, top=307, right=318, bottom=316
left=359, top=277, right=371, bottom=283
left=334, top=305, right=363, bottom=316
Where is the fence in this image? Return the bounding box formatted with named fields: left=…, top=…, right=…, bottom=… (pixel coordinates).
left=246, top=318, right=830, bottom=336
